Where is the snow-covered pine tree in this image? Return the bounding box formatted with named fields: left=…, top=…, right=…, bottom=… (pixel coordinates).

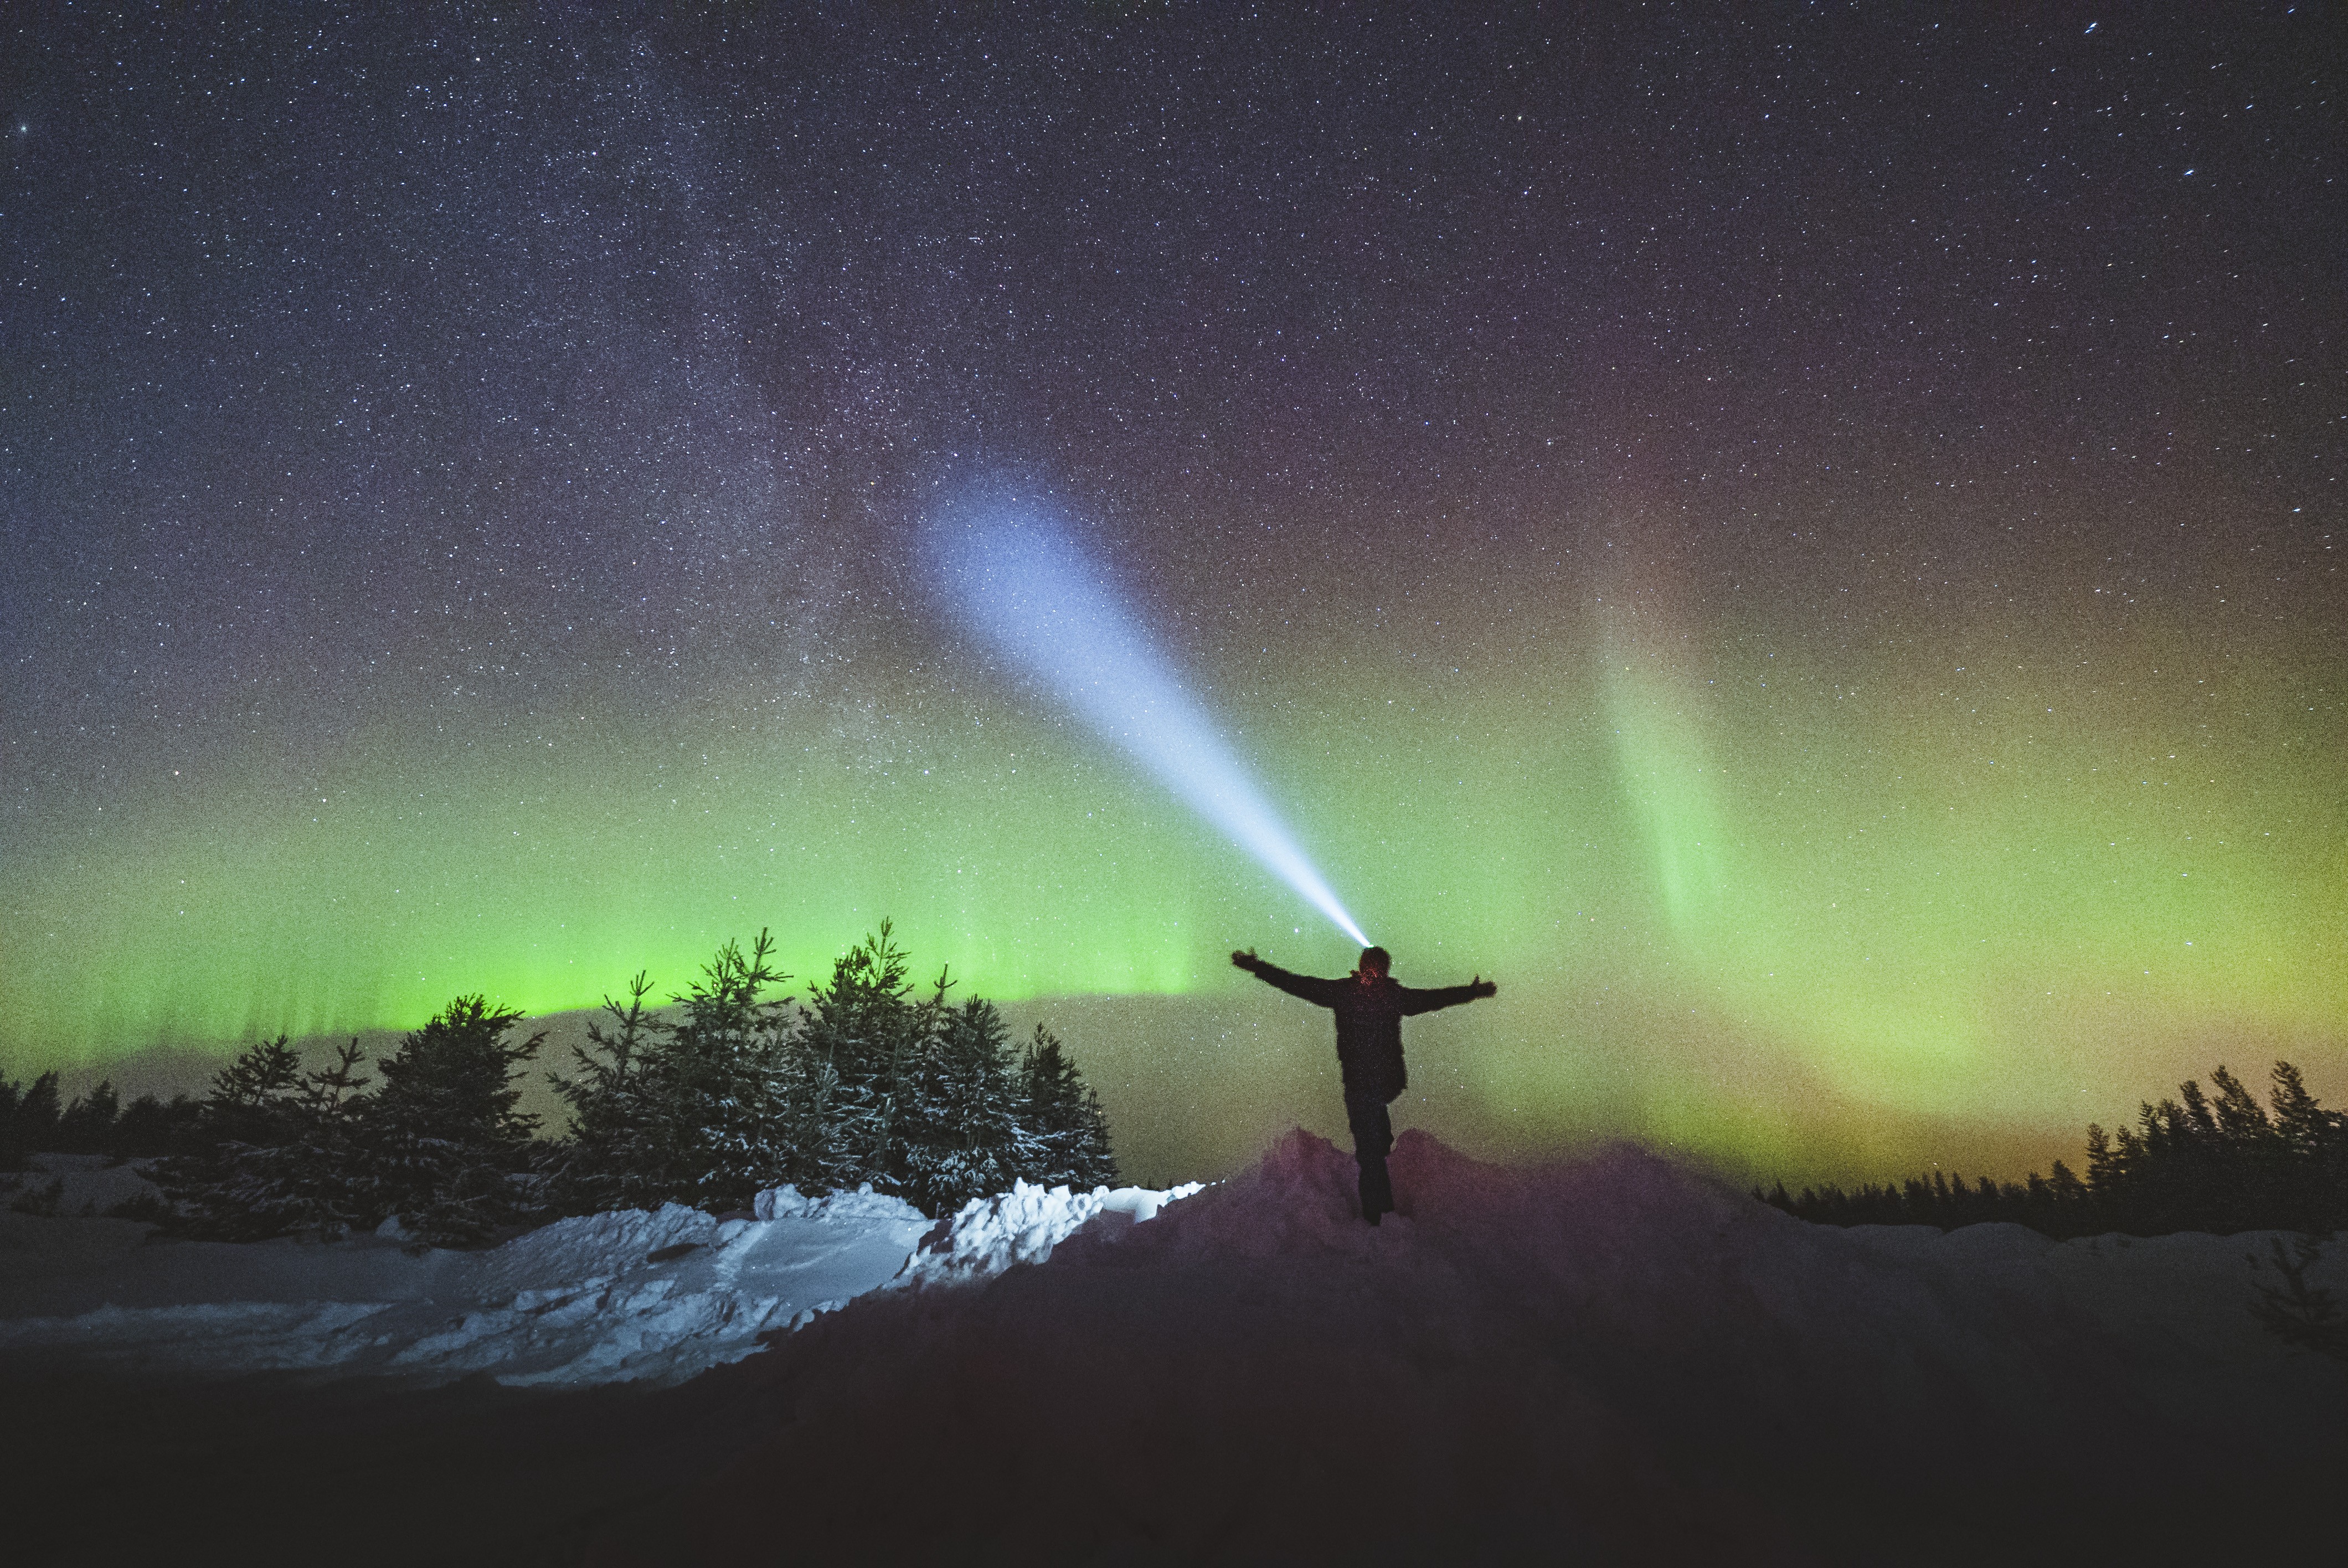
left=231, top=1039, right=374, bottom=1238
left=352, top=998, right=545, bottom=1247
left=545, top=969, right=667, bottom=1215
left=794, top=922, right=923, bottom=1194
left=155, top=1035, right=373, bottom=1240
left=637, top=930, right=805, bottom=1213
left=897, top=992, right=1040, bottom=1216
left=1018, top=1025, right=1120, bottom=1190
left=548, top=926, right=1121, bottom=1219
left=195, top=1035, right=304, bottom=1136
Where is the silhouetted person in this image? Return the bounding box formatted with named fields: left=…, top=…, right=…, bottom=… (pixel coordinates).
left=1231, top=945, right=1496, bottom=1224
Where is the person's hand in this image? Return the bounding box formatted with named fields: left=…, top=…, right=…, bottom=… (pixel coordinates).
left=1230, top=948, right=1260, bottom=972
left=1471, top=976, right=1497, bottom=998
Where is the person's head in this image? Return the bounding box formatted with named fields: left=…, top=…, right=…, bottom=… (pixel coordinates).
left=1355, top=946, right=1392, bottom=982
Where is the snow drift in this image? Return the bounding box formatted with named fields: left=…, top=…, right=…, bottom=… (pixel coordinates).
left=0, top=1158, right=1200, bottom=1387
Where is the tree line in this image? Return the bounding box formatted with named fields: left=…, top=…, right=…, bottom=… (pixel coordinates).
left=0, top=1074, right=200, bottom=1170
left=2, top=924, right=1118, bottom=1248
left=1757, top=1060, right=2348, bottom=1240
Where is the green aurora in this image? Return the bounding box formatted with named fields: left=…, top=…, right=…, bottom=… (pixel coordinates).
left=7, top=6, right=2344, bottom=1191
left=8, top=554, right=2340, bottom=1187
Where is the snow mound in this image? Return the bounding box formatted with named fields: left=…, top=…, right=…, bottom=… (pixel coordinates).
left=897, top=1178, right=1207, bottom=1288
left=653, top=1128, right=2348, bottom=1565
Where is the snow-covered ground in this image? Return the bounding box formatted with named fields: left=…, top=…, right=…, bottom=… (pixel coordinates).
left=0, top=1154, right=1200, bottom=1386
left=5, top=1136, right=2344, bottom=1561
left=2, top=1144, right=2336, bottom=1410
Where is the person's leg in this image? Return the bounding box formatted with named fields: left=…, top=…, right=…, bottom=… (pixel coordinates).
left=1343, top=1090, right=1395, bottom=1223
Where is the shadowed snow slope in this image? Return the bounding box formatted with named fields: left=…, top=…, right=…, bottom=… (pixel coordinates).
left=614, top=1129, right=2346, bottom=1567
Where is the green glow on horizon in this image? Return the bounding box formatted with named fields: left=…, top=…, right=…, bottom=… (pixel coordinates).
left=5, top=572, right=2342, bottom=1185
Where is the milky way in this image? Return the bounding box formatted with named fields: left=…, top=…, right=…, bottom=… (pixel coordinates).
left=4, top=7, right=2341, bottom=1183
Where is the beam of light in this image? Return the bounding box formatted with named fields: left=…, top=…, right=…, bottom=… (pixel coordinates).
left=928, top=496, right=1372, bottom=949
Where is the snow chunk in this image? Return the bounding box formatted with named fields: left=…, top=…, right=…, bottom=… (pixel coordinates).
left=753, top=1183, right=929, bottom=1225
left=895, top=1178, right=1206, bottom=1289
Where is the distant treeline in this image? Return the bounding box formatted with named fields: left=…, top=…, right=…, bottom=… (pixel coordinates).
left=1, top=924, right=1118, bottom=1248
left=1759, top=1061, right=2348, bottom=1240
left=0, top=1076, right=200, bottom=1167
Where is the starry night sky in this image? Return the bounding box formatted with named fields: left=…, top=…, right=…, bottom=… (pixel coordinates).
left=5, top=4, right=2342, bottom=1184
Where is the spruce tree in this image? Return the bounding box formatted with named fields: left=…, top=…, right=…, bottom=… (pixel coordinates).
left=1018, top=1025, right=1121, bottom=1190
left=111, top=1093, right=200, bottom=1158
left=155, top=1035, right=371, bottom=1241
left=547, top=970, right=667, bottom=1214
left=0, top=1076, right=19, bottom=1170
left=897, top=991, right=1038, bottom=1215
left=57, top=1081, right=121, bottom=1154
left=549, top=932, right=836, bottom=1214
left=641, top=932, right=804, bottom=1213
left=3, top=1071, right=64, bottom=1167
left=796, top=922, right=923, bottom=1194
left=149, top=1036, right=303, bottom=1234
left=354, top=998, right=545, bottom=1247
left=228, top=1039, right=374, bottom=1239
left=2046, top=1159, right=2088, bottom=1208
left=2269, top=1061, right=2333, bottom=1156
left=200, top=1036, right=305, bottom=1135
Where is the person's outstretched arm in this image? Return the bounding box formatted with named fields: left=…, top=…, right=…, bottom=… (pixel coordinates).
left=1397, top=975, right=1499, bottom=1015
left=1230, top=949, right=1344, bottom=1007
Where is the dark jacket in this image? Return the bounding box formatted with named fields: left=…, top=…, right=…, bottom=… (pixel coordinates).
left=1239, top=959, right=1486, bottom=1102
